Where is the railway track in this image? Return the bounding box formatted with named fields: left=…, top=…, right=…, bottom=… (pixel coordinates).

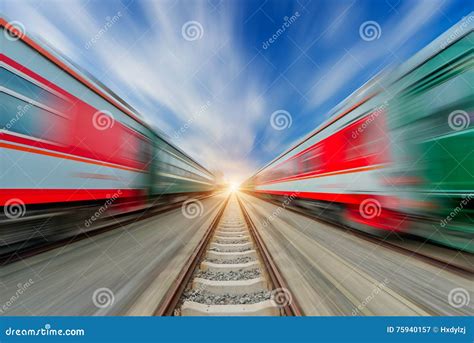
left=251, top=193, right=474, bottom=275
left=156, top=193, right=301, bottom=316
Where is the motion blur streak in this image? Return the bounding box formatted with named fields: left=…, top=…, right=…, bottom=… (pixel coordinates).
left=243, top=15, right=474, bottom=253
left=0, top=17, right=216, bottom=257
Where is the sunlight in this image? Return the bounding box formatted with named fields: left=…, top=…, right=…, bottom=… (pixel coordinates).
left=227, top=182, right=240, bottom=193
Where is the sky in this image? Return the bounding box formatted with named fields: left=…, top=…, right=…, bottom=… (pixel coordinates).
left=2, top=0, right=472, bottom=182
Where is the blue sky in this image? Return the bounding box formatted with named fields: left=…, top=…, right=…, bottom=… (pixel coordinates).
left=3, top=0, right=472, bottom=182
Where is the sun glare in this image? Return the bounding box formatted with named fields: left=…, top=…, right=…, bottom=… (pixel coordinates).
left=228, top=182, right=240, bottom=193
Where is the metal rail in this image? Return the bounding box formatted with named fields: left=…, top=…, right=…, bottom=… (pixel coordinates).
left=154, top=196, right=230, bottom=316
left=237, top=194, right=303, bottom=316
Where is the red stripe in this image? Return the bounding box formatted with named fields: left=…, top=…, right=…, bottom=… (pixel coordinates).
left=1, top=136, right=145, bottom=173
left=254, top=190, right=406, bottom=231
left=256, top=93, right=378, bottom=175
left=346, top=207, right=406, bottom=232
left=1, top=57, right=149, bottom=171
left=0, top=189, right=143, bottom=206
left=258, top=164, right=385, bottom=186
left=261, top=112, right=389, bottom=185
left=254, top=189, right=371, bottom=204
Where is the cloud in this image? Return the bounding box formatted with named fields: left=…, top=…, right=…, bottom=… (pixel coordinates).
left=2, top=0, right=457, bottom=182
left=3, top=0, right=269, bottom=181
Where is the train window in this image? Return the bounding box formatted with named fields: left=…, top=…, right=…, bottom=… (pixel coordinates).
left=1, top=67, right=69, bottom=113
left=0, top=92, right=67, bottom=144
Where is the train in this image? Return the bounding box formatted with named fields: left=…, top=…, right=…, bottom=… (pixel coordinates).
left=244, top=14, right=473, bottom=253
left=0, top=17, right=215, bottom=255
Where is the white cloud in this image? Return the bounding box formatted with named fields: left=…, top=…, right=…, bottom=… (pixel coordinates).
left=3, top=0, right=269, bottom=181
left=2, top=0, right=455, bottom=182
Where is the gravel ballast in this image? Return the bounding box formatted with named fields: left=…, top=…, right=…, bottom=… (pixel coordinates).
left=214, top=239, right=249, bottom=244
left=195, top=269, right=261, bottom=281
left=205, top=256, right=254, bottom=264
left=209, top=247, right=252, bottom=253
left=182, top=289, right=272, bottom=305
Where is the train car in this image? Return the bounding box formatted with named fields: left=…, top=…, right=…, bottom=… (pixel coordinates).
left=152, top=134, right=215, bottom=195
left=246, top=15, right=473, bottom=252
left=0, top=17, right=214, bottom=255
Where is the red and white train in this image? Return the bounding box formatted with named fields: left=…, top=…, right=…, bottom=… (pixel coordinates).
left=245, top=15, right=474, bottom=252
left=0, top=18, right=214, bottom=255
left=248, top=79, right=400, bottom=233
